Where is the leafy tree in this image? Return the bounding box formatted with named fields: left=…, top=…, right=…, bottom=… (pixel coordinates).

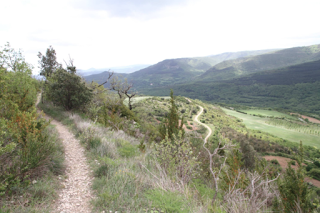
left=159, top=89, right=184, bottom=140
left=47, top=64, right=92, bottom=111
left=38, top=46, right=61, bottom=103
left=0, top=42, right=25, bottom=72
left=240, top=139, right=256, bottom=170
left=37, top=46, right=60, bottom=78
left=0, top=45, right=53, bottom=195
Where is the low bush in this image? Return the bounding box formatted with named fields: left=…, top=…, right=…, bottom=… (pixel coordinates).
left=271, top=159, right=280, bottom=165
left=308, top=168, right=320, bottom=181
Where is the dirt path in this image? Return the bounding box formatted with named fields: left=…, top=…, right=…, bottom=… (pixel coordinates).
left=195, top=105, right=212, bottom=143
left=185, top=98, right=212, bottom=143
left=37, top=96, right=93, bottom=213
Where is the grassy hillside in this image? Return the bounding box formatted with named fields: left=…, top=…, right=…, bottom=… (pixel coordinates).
left=143, top=59, right=320, bottom=116
left=199, top=44, right=320, bottom=81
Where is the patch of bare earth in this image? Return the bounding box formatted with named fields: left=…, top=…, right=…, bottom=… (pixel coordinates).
left=37, top=97, right=93, bottom=212
left=263, top=156, right=320, bottom=188
left=290, top=113, right=320, bottom=124
left=178, top=120, right=198, bottom=132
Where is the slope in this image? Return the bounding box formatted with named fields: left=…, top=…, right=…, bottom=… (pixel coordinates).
left=143, top=59, right=320, bottom=116
left=83, top=49, right=277, bottom=89
left=199, top=44, right=320, bottom=81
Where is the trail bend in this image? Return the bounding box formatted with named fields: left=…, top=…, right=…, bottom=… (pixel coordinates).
left=185, top=98, right=212, bottom=143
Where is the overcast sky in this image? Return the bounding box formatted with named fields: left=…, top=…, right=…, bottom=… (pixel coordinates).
left=1, top=0, right=320, bottom=74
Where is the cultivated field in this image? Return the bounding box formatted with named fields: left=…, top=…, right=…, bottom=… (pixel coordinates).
left=242, top=109, right=296, bottom=119
left=222, top=108, right=320, bottom=148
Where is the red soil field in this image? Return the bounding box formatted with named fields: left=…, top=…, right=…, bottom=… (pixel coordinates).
left=290, top=113, right=320, bottom=124
left=264, top=156, right=320, bottom=187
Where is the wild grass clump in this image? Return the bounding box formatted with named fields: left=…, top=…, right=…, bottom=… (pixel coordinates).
left=65, top=113, right=206, bottom=212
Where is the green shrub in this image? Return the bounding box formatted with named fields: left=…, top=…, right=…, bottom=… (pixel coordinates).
left=94, top=165, right=109, bottom=178
left=308, top=168, right=320, bottom=181
left=289, top=160, right=296, bottom=166
left=271, top=159, right=280, bottom=165
left=154, top=131, right=199, bottom=184
left=89, top=138, right=101, bottom=149
left=314, top=160, right=320, bottom=168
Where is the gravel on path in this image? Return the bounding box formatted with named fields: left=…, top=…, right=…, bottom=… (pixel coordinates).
left=37, top=95, right=93, bottom=213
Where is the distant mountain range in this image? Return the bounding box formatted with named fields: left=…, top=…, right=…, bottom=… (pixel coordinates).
left=84, top=49, right=277, bottom=88
left=78, top=64, right=150, bottom=76
left=83, top=44, right=320, bottom=115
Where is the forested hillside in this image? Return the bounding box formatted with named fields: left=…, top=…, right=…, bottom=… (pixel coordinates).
left=198, top=44, right=320, bottom=81
left=143, top=59, right=320, bottom=117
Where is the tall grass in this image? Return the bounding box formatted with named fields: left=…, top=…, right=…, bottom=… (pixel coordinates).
left=65, top=113, right=207, bottom=212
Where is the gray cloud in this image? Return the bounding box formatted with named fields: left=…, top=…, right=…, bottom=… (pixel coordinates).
left=76, top=0, right=190, bottom=18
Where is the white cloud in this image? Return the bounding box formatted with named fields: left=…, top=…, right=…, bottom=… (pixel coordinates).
left=1, top=0, right=320, bottom=74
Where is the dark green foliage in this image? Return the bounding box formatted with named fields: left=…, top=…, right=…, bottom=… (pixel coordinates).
left=271, top=159, right=279, bottom=165
left=37, top=46, right=61, bottom=78
left=47, top=68, right=93, bottom=111
left=314, top=160, right=320, bottom=168
left=308, top=168, right=320, bottom=181
left=0, top=47, right=58, bottom=195
left=240, top=140, right=256, bottom=170
left=94, top=165, right=109, bottom=178
left=159, top=90, right=184, bottom=140
left=275, top=142, right=315, bottom=212
left=289, top=160, right=296, bottom=166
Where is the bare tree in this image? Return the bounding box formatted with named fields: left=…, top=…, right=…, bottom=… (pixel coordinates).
left=203, top=138, right=236, bottom=204
left=223, top=169, right=280, bottom=213
left=98, top=70, right=114, bottom=87
left=63, top=55, right=76, bottom=74
left=110, top=76, right=125, bottom=99
left=122, top=82, right=137, bottom=110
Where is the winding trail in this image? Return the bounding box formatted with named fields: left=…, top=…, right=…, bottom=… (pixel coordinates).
left=186, top=98, right=212, bottom=143
left=36, top=96, right=93, bottom=213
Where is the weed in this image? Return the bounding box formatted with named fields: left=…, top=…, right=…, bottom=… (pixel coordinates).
left=144, top=189, right=190, bottom=213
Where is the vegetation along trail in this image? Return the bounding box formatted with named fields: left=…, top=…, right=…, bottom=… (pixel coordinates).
left=37, top=95, right=93, bottom=213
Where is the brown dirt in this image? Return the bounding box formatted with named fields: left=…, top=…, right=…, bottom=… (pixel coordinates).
left=290, top=113, right=320, bottom=124
left=264, top=156, right=320, bottom=188
left=37, top=96, right=93, bottom=212
left=154, top=117, right=161, bottom=124
left=187, top=120, right=198, bottom=130
left=263, top=156, right=300, bottom=170
left=179, top=120, right=198, bottom=132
